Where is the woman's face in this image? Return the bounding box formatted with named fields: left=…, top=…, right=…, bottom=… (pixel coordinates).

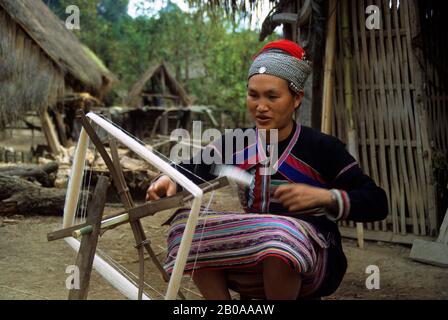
left=247, top=74, right=303, bottom=141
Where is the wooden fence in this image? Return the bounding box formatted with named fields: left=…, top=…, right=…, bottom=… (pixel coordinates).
left=0, top=147, right=36, bottom=164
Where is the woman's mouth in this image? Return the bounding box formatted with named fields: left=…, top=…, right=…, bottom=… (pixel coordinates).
left=255, top=115, right=272, bottom=125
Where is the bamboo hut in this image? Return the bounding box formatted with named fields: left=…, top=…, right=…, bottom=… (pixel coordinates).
left=120, top=62, right=198, bottom=139
left=0, top=0, right=114, bottom=152
left=125, top=62, right=192, bottom=108
left=194, top=0, right=448, bottom=243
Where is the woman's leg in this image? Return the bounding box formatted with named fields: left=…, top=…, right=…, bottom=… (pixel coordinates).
left=263, top=257, right=302, bottom=300
left=227, top=265, right=265, bottom=300
left=192, top=269, right=231, bottom=300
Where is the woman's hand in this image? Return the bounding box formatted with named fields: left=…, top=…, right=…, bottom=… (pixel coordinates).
left=273, top=183, right=333, bottom=212
left=146, top=175, right=177, bottom=201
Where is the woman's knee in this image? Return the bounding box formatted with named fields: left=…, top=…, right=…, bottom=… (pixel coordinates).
left=192, top=268, right=226, bottom=283
left=262, top=256, right=301, bottom=285
left=262, top=256, right=293, bottom=273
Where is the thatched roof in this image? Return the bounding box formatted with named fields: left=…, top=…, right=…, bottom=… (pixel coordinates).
left=0, top=0, right=114, bottom=126
left=125, top=62, right=192, bottom=108
left=0, top=0, right=114, bottom=91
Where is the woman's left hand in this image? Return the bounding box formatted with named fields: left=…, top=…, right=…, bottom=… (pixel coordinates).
left=273, top=183, right=333, bottom=212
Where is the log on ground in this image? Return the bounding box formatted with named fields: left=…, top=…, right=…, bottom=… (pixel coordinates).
left=0, top=162, right=58, bottom=187
left=0, top=174, right=88, bottom=216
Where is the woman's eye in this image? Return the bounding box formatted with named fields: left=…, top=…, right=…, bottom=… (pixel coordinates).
left=269, top=96, right=279, bottom=100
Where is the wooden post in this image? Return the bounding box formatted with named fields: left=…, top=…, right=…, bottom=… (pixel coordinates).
left=40, top=109, right=62, bottom=154
left=54, top=110, right=68, bottom=147
left=161, top=113, right=169, bottom=136
left=341, top=0, right=364, bottom=249
left=321, top=0, right=337, bottom=134
left=282, top=1, right=297, bottom=41
left=160, top=67, right=166, bottom=105
left=321, top=0, right=364, bottom=248
left=160, top=68, right=169, bottom=154
left=5, top=148, right=13, bottom=163
left=308, top=0, right=328, bottom=130
left=68, top=176, right=110, bottom=300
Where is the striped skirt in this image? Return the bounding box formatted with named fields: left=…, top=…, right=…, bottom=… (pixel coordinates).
left=164, top=208, right=329, bottom=297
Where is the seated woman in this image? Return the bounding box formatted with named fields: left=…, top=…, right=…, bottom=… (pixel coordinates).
left=146, top=40, right=388, bottom=300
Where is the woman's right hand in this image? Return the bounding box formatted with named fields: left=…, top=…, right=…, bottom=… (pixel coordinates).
left=146, top=175, right=177, bottom=201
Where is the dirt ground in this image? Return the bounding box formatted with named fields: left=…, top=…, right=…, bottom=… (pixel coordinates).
left=0, top=185, right=447, bottom=300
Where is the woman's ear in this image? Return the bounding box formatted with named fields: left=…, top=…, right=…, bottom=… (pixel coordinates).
left=294, top=91, right=304, bottom=110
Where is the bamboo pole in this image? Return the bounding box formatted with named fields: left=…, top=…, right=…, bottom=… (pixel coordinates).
left=341, top=0, right=364, bottom=249
left=321, top=0, right=364, bottom=248
left=321, top=0, right=337, bottom=134
left=62, top=128, right=88, bottom=228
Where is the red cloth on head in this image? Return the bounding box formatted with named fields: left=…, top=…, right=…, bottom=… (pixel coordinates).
left=254, top=39, right=305, bottom=60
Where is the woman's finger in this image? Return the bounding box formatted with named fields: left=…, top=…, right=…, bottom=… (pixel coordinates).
left=277, top=188, right=300, bottom=204
left=273, top=184, right=294, bottom=198
left=147, top=189, right=160, bottom=201
left=146, top=184, right=161, bottom=201
left=166, top=181, right=177, bottom=197
left=282, top=196, right=300, bottom=208
left=288, top=203, right=306, bottom=212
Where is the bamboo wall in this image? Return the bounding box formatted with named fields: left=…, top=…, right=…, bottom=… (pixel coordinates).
left=330, top=0, right=447, bottom=239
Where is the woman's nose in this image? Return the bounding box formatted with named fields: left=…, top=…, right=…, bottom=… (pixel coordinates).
left=256, top=101, right=270, bottom=112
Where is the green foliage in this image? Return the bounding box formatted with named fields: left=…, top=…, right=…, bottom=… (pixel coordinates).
left=46, top=0, right=279, bottom=113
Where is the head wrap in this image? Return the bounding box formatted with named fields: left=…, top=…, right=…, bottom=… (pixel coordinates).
left=248, top=40, right=312, bottom=93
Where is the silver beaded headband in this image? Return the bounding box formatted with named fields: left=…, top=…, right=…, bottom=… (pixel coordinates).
left=248, top=49, right=312, bottom=93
